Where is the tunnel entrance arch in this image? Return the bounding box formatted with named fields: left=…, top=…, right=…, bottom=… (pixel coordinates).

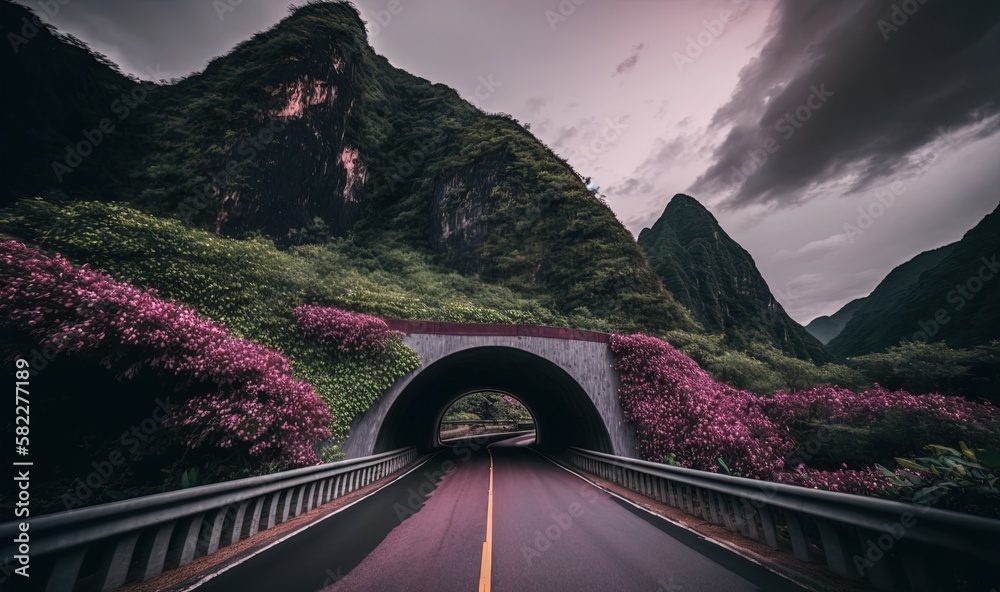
left=374, top=346, right=613, bottom=453
left=341, top=329, right=638, bottom=459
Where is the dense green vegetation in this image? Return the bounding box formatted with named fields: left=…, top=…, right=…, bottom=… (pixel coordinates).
left=442, top=392, right=532, bottom=423
left=848, top=341, right=1000, bottom=405
left=662, top=330, right=862, bottom=396
left=639, top=194, right=829, bottom=363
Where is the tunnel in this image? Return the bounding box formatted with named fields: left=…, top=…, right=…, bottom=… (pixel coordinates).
left=372, top=346, right=615, bottom=454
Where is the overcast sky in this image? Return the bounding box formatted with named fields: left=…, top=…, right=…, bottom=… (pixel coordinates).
left=23, top=0, right=1000, bottom=324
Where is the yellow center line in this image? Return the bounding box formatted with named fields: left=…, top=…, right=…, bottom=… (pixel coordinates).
left=478, top=448, right=494, bottom=592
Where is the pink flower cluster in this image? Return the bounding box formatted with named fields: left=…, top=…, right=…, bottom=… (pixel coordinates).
left=610, top=334, right=793, bottom=479
left=295, top=304, right=400, bottom=353
left=763, top=385, right=997, bottom=432
left=774, top=466, right=890, bottom=496
left=0, top=241, right=331, bottom=467
left=610, top=333, right=999, bottom=496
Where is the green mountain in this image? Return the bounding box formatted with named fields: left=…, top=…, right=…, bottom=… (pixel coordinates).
left=638, top=194, right=830, bottom=363
left=829, top=204, right=999, bottom=357
left=805, top=297, right=868, bottom=344
left=0, top=1, right=695, bottom=334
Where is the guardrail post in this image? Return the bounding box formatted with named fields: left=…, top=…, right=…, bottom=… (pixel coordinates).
left=247, top=495, right=266, bottom=538
left=96, top=530, right=141, bottom=591
left=130, top=521, right=176, bottom=581
left=315, top=480, right=326, bottom=507
left=899, top=547, right=940, bottom=592
left=305, top=483, right=318, bottom=512
left=740, top=500, right=760, bottom=541
left=324, top=477, right=335, bottom=502
left=699, top=489, right=714, bottom=522
left=684, top=485, right=695, bottom=515
left=44, top=548, right=86, bottom=592
left=757, top=506, right=780, bottom=550
left=815, top=518, right=861, bottom=580
left=166, top=512, right=206, bottom=568
left=280, top=489, right=295, bottom=522
left=730, top=497, right=748, bottom=536
left=265, top=492, right=282, bottom=530
left=226, top=501, right=250, bottom=546
left=716, top=493, right=736, bottom=532
left=198, top=508, right=227, bottom=556
left=783, top=511, right=812, bottom=562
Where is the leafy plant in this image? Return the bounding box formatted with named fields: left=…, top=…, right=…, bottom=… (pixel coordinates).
left=878, top=442, right=1000, bottom=516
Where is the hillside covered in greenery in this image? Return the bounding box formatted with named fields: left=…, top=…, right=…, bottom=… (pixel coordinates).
left=0, top=0, right=693, bottom=335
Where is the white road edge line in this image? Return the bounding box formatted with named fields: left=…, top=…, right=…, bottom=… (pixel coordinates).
left=526, top=448, right=820, bottom=592
left=179, top=454, right=436, bottom=591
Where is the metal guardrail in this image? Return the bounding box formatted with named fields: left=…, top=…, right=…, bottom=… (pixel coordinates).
left=439, top=430, right=536, bottom=445
left=439, top=420, right=519, bottom=425
left=567, top=447, right=1000, bottom=591
left=0, top=447, right=417, bottom=592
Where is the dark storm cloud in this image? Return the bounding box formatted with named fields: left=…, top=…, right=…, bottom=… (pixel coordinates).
left=612, top=42, right=645, bottom=77
left=688, top=0, right=1000, bottom=208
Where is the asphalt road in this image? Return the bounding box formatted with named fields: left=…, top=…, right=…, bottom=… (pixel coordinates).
left=190, top=435, right=807, bottom=592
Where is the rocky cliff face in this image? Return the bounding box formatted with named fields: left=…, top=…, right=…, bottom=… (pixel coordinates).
left=1, top=1, right=696, bottom=334
left=639, top=194, right=830, bottom=362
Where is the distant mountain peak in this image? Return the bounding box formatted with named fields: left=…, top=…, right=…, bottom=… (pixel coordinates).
left=638, top=194, right=829, bottom=362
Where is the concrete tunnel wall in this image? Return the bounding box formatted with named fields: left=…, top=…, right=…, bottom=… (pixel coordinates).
left=341, top=334, right=638, bottom=459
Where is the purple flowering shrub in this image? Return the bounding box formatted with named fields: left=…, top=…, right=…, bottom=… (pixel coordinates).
left=763, top=385, right=997, bottom=431
left=610, top=334, right=793, bottom=479
left=610, top=333, right=999, bottom=496
left=0, top=241, right=331, bottom=467
left=295, top=305, right=401, bottom=353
